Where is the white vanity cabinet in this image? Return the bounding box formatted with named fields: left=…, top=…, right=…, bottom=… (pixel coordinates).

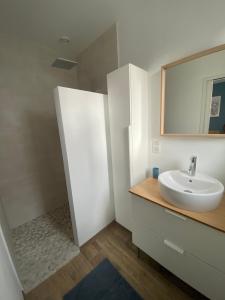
left=132, top=195, right=225, bottom=300
left=107, top=64, right=148, bottom=231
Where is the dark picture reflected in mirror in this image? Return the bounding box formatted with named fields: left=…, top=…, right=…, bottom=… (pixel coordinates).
left=209, top=78, right=225, bottom=134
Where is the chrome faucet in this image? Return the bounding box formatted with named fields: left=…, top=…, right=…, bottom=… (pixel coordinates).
left=188, top=156, right=197, bottom=176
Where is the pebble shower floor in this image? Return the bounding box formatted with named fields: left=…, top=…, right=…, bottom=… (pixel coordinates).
left=12, top=204, right=80, bottom=292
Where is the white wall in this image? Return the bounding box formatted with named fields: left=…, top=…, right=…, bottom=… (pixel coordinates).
left=0, top=226, right=23, bottom=300
left=150, top=71, right=225, bottom=185
left=115, top=0, right=225, bottom=185
left=0, top=33, right=78, bottom=228
left=55, top=87, right=115, bottom=246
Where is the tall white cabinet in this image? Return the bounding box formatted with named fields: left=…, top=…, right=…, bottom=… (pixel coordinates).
left=107, top=64, right=149, bottom=231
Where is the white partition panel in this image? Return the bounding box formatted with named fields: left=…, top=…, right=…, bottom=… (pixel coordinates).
left=54, top=87, right=114, bottom=246
left=0, top=226, right=23, bottom=300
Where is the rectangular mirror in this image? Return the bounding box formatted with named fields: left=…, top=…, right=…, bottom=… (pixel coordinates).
left=161, top=44, right=225, bottom=136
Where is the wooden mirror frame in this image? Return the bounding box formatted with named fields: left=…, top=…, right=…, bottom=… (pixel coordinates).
left=160, top=43, right=225, bottom=137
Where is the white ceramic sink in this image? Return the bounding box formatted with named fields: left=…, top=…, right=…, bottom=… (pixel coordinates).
left=158, top=170, right=224, bottom=212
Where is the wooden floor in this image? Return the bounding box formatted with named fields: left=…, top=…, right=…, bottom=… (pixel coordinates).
left=25, top=221, right=207, bottom=300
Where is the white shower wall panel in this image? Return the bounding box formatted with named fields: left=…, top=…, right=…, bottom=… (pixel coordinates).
left=54, top=87, right=114, bottom=246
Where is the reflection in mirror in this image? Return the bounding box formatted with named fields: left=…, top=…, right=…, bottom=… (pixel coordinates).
left=162, top=46, right=225, bottom=135
left=209, top=79, right=225, bottom=134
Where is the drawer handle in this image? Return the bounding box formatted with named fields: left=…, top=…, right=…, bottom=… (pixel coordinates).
left=165, top=209, right=186, bottom=221
left=164, top=239, right=184, bottom=255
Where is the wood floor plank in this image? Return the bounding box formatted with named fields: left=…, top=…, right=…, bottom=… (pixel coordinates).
left=97, top=225, right=190, bottom=299
left=95, top=233, right=168, bottom=300
left=25, top=221, right=207, bottom=300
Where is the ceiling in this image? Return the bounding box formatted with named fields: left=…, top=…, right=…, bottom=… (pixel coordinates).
left=0, top=0, right=121, bottom=59
left=1, top=0, right=225, bottom=70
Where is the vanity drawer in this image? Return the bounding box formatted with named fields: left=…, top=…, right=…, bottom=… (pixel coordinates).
left=131, top=195, right=225, bottom=274
left=133, top=226, right=225, bottom=300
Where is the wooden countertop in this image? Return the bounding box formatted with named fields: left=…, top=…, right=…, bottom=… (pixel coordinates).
left=129, top=177, right=225, bottom=233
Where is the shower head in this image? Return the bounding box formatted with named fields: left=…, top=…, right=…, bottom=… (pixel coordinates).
left=52, top=58, right=78, bottom=70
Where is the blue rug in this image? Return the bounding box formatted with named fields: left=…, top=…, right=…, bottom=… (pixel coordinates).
left=64, top=259, right=143, bottom=300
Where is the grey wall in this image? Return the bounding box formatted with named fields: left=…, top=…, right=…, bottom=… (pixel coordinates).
left=0, top=34, right=78, bottom=228
left=77, top=24, right=118, bottom=94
